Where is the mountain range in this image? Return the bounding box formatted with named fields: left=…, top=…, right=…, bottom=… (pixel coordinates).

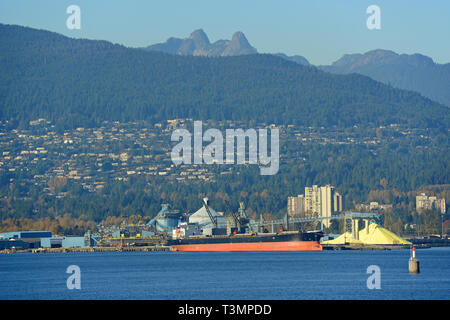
left=0, top=23, right=448, bottom=130
left=143, top=29, right=257, bottom=57
left=143, top=29, right=311, bottom=66
left=320, top=49, right=450, bottom=108
left=145, top=30, right=449, bottom=107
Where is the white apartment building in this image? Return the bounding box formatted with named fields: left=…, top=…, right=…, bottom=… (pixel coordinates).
left=287, top=195, right=305, bottom=217
left=416, top=193, right=446, bottom=214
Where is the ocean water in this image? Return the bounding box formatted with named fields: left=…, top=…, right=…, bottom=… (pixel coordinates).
left=0, top=247, right=449, bottom=300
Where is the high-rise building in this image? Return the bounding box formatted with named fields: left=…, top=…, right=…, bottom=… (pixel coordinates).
left=416, top=193, right=446, bottom=214
left=416, top=193, right=428, bottom=210
left=289, top=184, right=343, bottom=228
left=304, top=185, right=321, bottom=216
left=334, top=192, right=343, bottom=212
left=287, top=195, right=305, bottom=217
left=437, top=198, right=446, bottom=214
left=304, top=185, right=338, bottom=228
left=319, top=185, right=333, bottom=228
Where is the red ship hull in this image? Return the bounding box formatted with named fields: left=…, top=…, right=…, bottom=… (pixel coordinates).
left=171, top=240, right=322, bottom=252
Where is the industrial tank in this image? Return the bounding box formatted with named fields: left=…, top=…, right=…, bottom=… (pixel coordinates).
left=147, top=204, right=184, bottom=233
left=155, top=213, right=180, bottom=232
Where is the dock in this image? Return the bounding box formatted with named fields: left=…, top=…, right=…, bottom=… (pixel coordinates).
left=0, top=245, right=172, bottom=254
left=322, top=243, right=430, bottom=250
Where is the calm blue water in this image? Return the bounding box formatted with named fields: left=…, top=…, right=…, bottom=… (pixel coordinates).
left=0, top=247, right=449, bottom=300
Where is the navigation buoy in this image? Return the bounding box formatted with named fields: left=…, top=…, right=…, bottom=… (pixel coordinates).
left=409, top=247, right=420, bottom=274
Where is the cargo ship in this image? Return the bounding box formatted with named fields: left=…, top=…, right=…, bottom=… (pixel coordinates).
left=167, top=231, right=323, bottom=252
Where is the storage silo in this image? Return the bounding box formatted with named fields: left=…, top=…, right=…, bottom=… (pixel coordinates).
left=155, top=212, right=180, bottom=232
left=147, top=204, right=184, bottom=233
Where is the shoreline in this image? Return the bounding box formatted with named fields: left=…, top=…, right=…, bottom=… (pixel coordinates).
left=0, top=245, right=172, bottom=254
left=1, top=243, right=443, bottom=254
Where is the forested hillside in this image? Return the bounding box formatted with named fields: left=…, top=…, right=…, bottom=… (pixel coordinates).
left=320, top=49, right=450, bottom=108
left=0, top=24, right=448, bottom=234
left=0, top=24, right=448, bottom=129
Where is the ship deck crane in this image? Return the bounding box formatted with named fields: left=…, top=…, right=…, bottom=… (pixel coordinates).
left=224, top=199, right=241, bottom=230
left=202, top=197, right=218, bottom=228
left=224, top=200, right=256, bottom=233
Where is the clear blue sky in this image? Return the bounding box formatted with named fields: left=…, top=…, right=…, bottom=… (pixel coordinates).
left=1, top=0, right=449, bottom=65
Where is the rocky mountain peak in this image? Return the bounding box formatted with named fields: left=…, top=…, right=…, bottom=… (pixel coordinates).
left=189, top=29, right=210, bottom=48
left=145, top=29, right=257, bottom=57
left=222, top=31, right=257, bottom=56
left=231, top=31, right=248, bottom=44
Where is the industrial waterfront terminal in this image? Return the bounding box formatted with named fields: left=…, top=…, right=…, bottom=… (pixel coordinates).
left=1, top=197, right=437, bottom=254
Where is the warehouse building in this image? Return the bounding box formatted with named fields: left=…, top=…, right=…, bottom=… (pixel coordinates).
left=0, top=231, right=86, bottom=250
left=0, top=231, right=52, bottom=239
left=0, top=231, right=52, bottom=249
left=40, top=236, right=86, bottom=248
left=0, top=239, right=32, bottom=250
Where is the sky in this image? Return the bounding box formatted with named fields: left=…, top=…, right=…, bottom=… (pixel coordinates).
left=1, top=0, right=449, bottom=65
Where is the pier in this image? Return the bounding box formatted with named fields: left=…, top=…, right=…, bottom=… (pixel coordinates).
left=322, top=244, right=415, bottom=250
left=0, top=245, right=171, bottom=254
